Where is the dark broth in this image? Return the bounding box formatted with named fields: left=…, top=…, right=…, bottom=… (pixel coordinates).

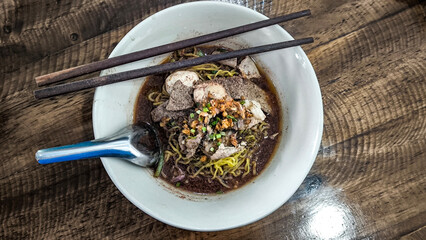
left=134, top=46, right=282, bottom=194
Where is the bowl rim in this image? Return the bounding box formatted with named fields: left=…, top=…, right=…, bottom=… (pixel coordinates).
left=93, top=1, right=323, bottom=231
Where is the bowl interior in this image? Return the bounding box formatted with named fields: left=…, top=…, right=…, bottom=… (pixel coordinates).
left=93, top=2, right=322, bottom=231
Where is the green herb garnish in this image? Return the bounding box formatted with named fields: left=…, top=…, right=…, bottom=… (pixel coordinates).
left=190, top=113, right=195, bottom=118
left=154, top=149, right=164, bottom=178
left=227, top=115, right=237, bottom=122
left=203, top=107, right=209, bottom=112
left=190, top=129, right=196, bottom=134
left=202, top=127, right=207, bottom=133
left=196, top=110, right=201, bottom=114
left=176, top=182, right=181, bottom=187
left=211, top=117, right=220, bottom=126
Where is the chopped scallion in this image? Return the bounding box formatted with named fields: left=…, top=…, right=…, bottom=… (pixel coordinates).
left=210, top=147, right=215, bottom=152
left=203, top=107, right=209, bottom=112
left=216, top=134, right=222, bottom=139
left=190, top=129, right=196, bottom=133
left=202, top=127, right=207, bottom=133
left=190, top=113, right=194, bottom=118
left=154, top=149, right=164, bottom=178
left=176, top=182, right=181, bottom=187
left=227, top=115, right=237, bottom=122
left=196, top=110, right=201, bottom=114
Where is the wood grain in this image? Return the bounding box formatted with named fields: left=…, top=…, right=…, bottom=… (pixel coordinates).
left=402, top=226, right=426, bottom=240
left=1, top=0, right=425, bottom=239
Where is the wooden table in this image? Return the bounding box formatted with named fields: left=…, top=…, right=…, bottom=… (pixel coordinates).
left=1, top=0, right=425, bottom=239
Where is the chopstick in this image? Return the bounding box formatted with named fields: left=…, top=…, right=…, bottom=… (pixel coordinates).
left=34, top=9, right=311, bottom=86
left=34, top=37, right=313, bottom=99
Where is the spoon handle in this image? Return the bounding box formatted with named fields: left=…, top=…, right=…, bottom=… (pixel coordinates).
left=35, top=139, right=132, bottom=164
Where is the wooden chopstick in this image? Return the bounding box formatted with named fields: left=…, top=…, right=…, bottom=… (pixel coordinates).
left=34, top=38, right=314, bottom=99
left=34, top=9, right=311, bottom=86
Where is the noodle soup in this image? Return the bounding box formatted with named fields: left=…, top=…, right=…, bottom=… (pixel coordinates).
left=134, top=46, right=282, bottom=194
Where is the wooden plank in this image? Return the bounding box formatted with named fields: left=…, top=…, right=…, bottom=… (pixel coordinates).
left=401, top=226, right=426, bottom=240
left=0, top=0, right=187, bottom=73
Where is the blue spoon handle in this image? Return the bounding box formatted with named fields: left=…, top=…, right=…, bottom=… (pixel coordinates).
left=35, top=139, right=133, bottom=164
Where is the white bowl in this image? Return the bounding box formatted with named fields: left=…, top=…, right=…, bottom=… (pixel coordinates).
left=93, top=2, right=322, bottom=231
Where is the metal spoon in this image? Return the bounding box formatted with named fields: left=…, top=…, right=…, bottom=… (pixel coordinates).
left=35, top=123, right=161, bottom=167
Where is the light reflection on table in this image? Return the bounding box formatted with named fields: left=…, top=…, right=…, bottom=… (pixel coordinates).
left=290, top=179, right=360, bottom=239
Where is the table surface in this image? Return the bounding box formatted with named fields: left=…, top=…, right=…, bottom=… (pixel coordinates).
left=1, top=0, right=425, bottom=239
